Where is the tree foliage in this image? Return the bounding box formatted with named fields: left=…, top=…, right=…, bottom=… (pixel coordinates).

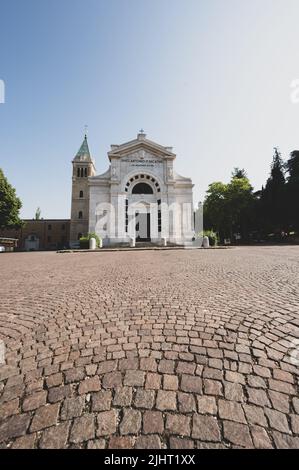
left=0, top=168, right=23, bottom=229
left=285, top=150, right=299, bottom=230
left=35, top=207, right=41, bottom=220
left=204, top=147, right=299, bottom=243
left=259, top=148, right=286, bottom=233
left=204, top=173, right=255, bottom=242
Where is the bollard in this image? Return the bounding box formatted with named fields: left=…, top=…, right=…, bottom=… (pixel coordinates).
left=130, top=237, right=135, bottom=248
left=89, top=237, right=96, bottom=250
left=163, top=237, right=167, bottom=247
left=99, top=238, right=103, bottom=249
left=203, top=236, right=210, bottom=248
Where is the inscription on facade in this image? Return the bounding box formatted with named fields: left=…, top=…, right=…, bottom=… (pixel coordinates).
left=123, top=159, right=162, bottom=167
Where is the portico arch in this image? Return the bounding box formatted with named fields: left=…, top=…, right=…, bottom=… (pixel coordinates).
left=124, top=173, right=161, bottom=242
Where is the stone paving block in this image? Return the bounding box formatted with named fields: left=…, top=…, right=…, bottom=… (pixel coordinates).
left=0, top=414, right=31, bottom=442
left=156, top=390, right=177, bottom=411
left=223, top=421, right=253, bottom=448
left=165, top=413, right=191, bottom=436
left=145, top=373, right=161, bottom=390
left=47, top=385, right=72, bottom=403
left=192, top=415, right=221, bottom=442
left=1, top=399, right=19, bottom=420
left=102, top=371, right=122, bottom=389
left=120, top=409, right=142, bottom=435
left=203, top=379, right=222, bottom=396
left=178, top=392, right=196, bottom=413
left=61, top=396, right=85, bottom=420
left=124, top=370, right=145, bottom=387
left=251, top=426, right=273, bottom=449
left=30, top=403, right=60, bottom=432
left=134, top=389, right=155, bottom=409
left=97, top=410, right=118, bottom=437
left=22, top=390, right=47, bottom=412
left=78, top=376, right=101, bottom=394
left=40, top=422, right=70, bottom=449
left=197, top=395, right=217, bottom=415
left=163, top=374, right=179, bottom=391
left=268, top=390, right=290, bottom=413
left=181, top=375, right=202, bottom=394
left=70, top=414, right=95, bottom=443
left=143, top=411, right=164, bottom=434
left=218, top=400, right=246, bottom=424
left=242, top=404, right=267, bottom=427
left=264, top=408, right=290, bottom=433
left=91, top=390, right=112, bottom=411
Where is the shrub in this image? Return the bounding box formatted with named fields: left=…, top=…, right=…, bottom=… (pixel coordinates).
left=198, top=230, right=219, bottom=247
left=79, top=232, right=101, bottom=249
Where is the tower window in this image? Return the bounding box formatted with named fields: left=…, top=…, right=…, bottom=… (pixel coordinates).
left=78, top=211, right=83, bottom=219
left=79, top=190, right=84, bottom=198
left=77, top=168, right=80, bottom=177
left=85, top=168, right=87, bottom=177
left=80, top=168, right=84, bottom=177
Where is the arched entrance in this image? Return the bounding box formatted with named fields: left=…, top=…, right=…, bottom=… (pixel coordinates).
left=124, top=174, right=161, bottom=243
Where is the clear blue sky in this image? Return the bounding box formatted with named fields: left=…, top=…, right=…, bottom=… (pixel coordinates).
left=1, top=0, right=299, bottom=218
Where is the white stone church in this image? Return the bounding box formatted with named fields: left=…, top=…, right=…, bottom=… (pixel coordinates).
left=70, top=131, right=194, bottom=247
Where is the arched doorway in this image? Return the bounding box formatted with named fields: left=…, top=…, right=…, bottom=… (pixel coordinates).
left=125, top=174, right=161, bottom=243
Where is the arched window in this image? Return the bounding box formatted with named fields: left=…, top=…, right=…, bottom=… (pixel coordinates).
left=78, top=211, right=83, bottom=219
left=79, top=190, right=83, bottom=198
left=80, top=168, right=84, bottom=177
left=132, top=182, right=153, bottom=194
left=77, top=168, right=80, bottom=177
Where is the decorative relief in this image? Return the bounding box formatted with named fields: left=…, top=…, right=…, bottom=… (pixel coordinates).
left=168, top=167, right=174, bottom=178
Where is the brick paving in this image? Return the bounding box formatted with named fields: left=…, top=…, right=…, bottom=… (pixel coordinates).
left=0, top=246, right=299, bottom=449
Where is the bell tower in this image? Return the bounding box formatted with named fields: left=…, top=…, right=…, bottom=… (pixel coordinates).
left=70, top=134, right=96, bottom=246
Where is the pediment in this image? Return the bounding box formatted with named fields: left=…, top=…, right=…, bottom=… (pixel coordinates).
left=108, top=137, right=176, bottom=161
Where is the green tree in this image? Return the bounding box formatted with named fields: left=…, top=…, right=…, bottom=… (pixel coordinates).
left=231, top=168, right=247, bottom=179
left=227, top=175, right=255, bottom=240
left=285, top=150, right=299, bottom=231
left=260, top=148, right=286, bottom=234
left=35, top=207, right=41, bottom=220
left=0, top=168, right=23, bottom=229
left=203, top=182, right=229, bottom=239
left=204, top=171, right=256, bottom=243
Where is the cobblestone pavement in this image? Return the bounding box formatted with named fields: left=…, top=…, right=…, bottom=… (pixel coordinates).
left=0, top=246, right=299, bottom=449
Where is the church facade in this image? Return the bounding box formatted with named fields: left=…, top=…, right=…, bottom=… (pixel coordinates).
left=70, top=131, right=194, bottom=247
